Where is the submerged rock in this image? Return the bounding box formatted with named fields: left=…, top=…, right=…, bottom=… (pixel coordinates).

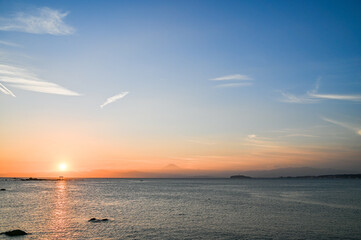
left=1, top=229, right=28, bottom=236
left=88, top=218, right=109, bottom=222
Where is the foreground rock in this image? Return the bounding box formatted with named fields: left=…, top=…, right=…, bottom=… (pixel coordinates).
left=0, top=230, right=28, bottom=236
left=88, top=218, right=109, bottom=222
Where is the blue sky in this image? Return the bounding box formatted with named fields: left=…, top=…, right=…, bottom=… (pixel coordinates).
left=0, top=0, right=360, bottom=176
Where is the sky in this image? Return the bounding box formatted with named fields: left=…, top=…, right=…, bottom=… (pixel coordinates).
left=0, top=0, right=360, bottom=177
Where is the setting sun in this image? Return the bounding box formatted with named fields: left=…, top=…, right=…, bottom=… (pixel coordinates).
left=59, top=163, right=67, bottom=171
left=0, top=1, right=360, bottom=239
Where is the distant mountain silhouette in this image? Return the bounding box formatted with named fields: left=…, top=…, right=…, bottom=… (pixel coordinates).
left=162, top=164, right=182, bottom=171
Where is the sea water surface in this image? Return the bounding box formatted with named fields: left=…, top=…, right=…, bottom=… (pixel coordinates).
left=1, top=178, right=361, bottom=239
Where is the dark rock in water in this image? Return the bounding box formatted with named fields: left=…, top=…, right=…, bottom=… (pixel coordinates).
left=230, top=175, right=252, bottom=179
left=0, top=189, right=6, bottom=191
left=89, top=218, right=109, bottom=222
left=22, top=177, right=47, bottom=181
left=1, top=229, right=28, bottom=236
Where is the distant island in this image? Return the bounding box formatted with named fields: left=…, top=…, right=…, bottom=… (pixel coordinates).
left=230, top=175, right=252, bottom=179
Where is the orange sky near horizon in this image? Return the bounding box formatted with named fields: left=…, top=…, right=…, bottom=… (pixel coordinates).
left=1, top=120, right=358, bottom=178
left=1, top=1, right=360, bottom=178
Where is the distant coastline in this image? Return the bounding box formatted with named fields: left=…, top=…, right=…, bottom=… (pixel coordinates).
left=1, top=174, right=361, bottom=181
left=230, top=174, right=361, bottom=179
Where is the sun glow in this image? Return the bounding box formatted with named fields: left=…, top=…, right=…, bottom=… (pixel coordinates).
left=59, top=163, right=67, bottom=171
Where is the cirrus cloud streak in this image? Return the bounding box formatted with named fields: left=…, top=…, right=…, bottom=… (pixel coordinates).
left=100, top=92, right=129, bottom=108
left=0, top=7, right=75, bottom=35
left=280, top=80, right=361, bottom=103
left=0, top=63, right=81, bottom=96
left=210, top=74, right=253, bottom=81
left=0, top=82, right=16, bottom=97
left=322, top=117, right=361, bottom=136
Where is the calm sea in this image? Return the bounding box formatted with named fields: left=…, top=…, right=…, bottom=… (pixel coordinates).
left=0, top=178, right=360, bottom=239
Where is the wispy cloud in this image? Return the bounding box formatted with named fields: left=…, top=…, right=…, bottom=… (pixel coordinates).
left=279, top=91, right=319, bottom=103
left=187, top=138, right=215, bottom=145
left=0, top=40, right=22, bottom=48
left=244, top=134, right=282, bottom=149
left=248, top=134, right=257, bottom=139
left=0, top=63, right=81, bottom=96
left=280, top=79, right=361, bottom=103
left=210, top=74, right=253, bottom=88
left=216, top=82, right=253, bottom=88
left=210, top=74, right=253, bottom=81
left=282, top=134, right=318, bottom=138
left=266, top=127, right=320, bottom=139
left=322, top=117, right=361, bottom=135
left=0, top=82, right=16, bottom=97
left=0, top=7, right=75, bottom=35
left=101, top=92, right=129, bottom=108
left=308, top=93, right=361, bottom=101
left=241, top=133, right=358, bottom=166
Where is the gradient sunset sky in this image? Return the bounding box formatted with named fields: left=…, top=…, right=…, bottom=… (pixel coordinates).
left=0, top=0, right=360, bottom=177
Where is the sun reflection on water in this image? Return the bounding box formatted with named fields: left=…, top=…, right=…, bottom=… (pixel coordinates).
left=50, top=180, right=70, bottom=238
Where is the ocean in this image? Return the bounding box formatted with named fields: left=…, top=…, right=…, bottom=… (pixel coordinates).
left=1, top=178, right=360, bottom=239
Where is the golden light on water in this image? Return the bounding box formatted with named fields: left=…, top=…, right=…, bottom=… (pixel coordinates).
left=48, top=180, right=69, bottom=238
left=59, top=163, right=67, bottom=171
